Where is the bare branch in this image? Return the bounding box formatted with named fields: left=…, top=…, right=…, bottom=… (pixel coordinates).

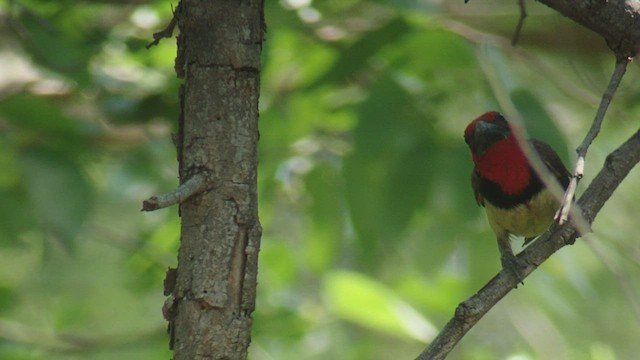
left=416, top=129, right=640, bottom=360
left=577, top=57, right=630, bottom=159
left=556, top=57, right=630, bottom=224
left=141, top=173, right=208, bottom=211
left=555, top=156, right=582, bottom=223
left=146, top=4, right=179, bottom=49
left=537, top=0, right=640, bottom=58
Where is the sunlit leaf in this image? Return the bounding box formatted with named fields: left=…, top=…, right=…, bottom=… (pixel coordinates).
left=0, top=95, right=80, bottom=138
left=0, top=189, right=37, bottom=247
left=324, top=270, right=437, bottom=342
left=16, top=3, right=107, bottom=82
left=511, top=88, right=571, bottom=164
left=259, top=240, right=297, bottom=288
left=308, top=16, right=411, bottom=87
left=306, top=163, right=346, bottom=272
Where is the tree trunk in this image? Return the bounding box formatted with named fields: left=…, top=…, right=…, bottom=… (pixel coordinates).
left=168, top=1, right=264, bottom=359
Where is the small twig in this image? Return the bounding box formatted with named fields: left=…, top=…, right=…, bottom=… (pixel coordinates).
left=556, top=56, right=630, bottom=224
left=511, top=0, right=527, bottom=46
left=577, top=57, right=629, bottom=157
left=554, top=156, right=582, bottom=224
left=146, top=4, right=179, bottom=49
left=141, top=173, right=208, bottom=211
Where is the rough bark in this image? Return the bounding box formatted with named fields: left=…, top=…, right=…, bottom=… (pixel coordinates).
left=166, top=1, right=264, bottom=359
left=538, top=0, right=640, bottom=57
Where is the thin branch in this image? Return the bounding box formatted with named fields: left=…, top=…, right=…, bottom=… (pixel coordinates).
left=556, top=56, right=630, bottom=224
left=536, top=0, right=640, bottom=58
left=463, top=0, right=527, bottom=46
left=146, top=4, right=179, bottom=49
left=511, top=0, right=527, bottom=46
left=141, top=173, right=208, bottom=211
left=416, top=128, right=640, bottom=360
left=576, top=58, right=630, bottom=158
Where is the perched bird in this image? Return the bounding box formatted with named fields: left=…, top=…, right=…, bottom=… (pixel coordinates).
left=464, top=111, right=570, bottom=279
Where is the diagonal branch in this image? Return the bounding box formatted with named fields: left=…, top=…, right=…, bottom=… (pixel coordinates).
left=576, top=58, right=630, bottom=158
left=556, top=56, right=630, bottom=224
left=536, top=0, right=640, bottom=58
left=416, top=128, right=640, bottom=360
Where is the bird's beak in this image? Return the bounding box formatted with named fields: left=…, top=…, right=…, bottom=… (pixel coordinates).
left=471, top=120, right=510, bottom=155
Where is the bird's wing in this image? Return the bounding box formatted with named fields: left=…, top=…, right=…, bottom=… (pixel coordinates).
left=530, top=139, right=571, bottom=189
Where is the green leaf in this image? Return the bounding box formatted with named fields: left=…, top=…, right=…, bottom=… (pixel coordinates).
left=20, top=148, right=93, bottom=249
left=0, top=189, right=37, bottom=247
left=324, top=270, right=436, bottom=342
left=0, top=286, right=19, bottom=315
left=308, top=16, right=412, bottom=87
left=305, top=164, right=346, bottom=272
left=0, top=95, right=80, bottom=137
left=398, top=29, right=475, bottom=71
left=395, top=273, right=466, bottom=314
left=0, top=139, right=36, bottom=247
left=511, top=88, right=571, bottom=164
left=16, top=3, right=106, bottom=81
left=0, top=94, right=91, bottom=157
left=344, top=74, right=434, bottom=263
left=259, top=241, right=297, bottom=288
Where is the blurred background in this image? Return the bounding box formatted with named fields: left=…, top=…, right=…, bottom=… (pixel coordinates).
left=1, top=0, right=639, bottom=359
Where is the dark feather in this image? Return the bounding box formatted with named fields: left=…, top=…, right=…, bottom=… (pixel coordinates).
left=471, top=170, right=484, bottom=206
left=529, top=139, right=571, bottom=189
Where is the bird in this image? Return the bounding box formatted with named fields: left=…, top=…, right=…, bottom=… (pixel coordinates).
left=464, top=111, right=571, bottom=280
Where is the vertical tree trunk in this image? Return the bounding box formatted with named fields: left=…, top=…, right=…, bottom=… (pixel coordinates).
left=169, top=1, right=264, bottom=359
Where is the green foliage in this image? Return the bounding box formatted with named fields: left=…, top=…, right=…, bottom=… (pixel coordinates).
left=1, top=0, right=640, bottom=359
left=20, top=148, right=93, bottom=249
left=345, top=73, right=436, bottom=264
left=324, top=270, right=437, bottom=342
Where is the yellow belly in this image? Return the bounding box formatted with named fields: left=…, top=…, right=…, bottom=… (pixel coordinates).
left=484, top=189, right=558, bottom=238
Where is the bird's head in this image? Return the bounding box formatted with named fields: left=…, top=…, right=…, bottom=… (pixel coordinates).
left=464, top=111, right=512, bottom=157
left=464, top=111, right=533, bottom=195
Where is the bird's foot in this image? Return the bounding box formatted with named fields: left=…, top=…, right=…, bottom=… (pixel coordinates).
left=501, top=254, right=528, bottom=284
